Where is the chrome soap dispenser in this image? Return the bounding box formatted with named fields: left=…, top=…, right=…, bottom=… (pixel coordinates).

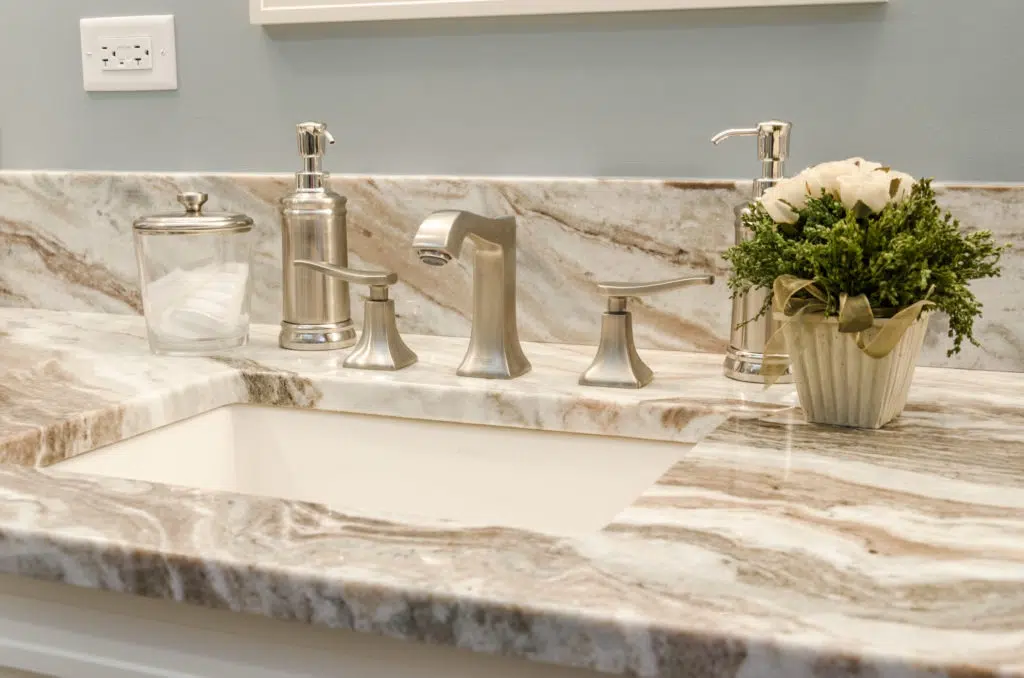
left=279, top=122, right=357, bottom=350
left=711, top=120, right=793, bottom=383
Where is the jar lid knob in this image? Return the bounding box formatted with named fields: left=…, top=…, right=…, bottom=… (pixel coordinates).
left=177, top=192, right=208, bottom=214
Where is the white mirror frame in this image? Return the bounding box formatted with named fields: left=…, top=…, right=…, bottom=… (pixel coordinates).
left=251, top=0, right=886, bottom=25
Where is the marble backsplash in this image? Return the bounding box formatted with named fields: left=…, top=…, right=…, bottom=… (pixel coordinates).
left=0, top=171, right=1020, bottom=371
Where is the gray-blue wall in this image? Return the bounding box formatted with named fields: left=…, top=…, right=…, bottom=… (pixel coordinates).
left=1, top=1, right=1020, bottom=180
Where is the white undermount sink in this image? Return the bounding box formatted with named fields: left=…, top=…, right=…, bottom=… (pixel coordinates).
left=54, top=406, right=688, bottom=535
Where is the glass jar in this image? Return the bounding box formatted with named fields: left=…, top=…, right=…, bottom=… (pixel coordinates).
left=133, top=191, right=254, bottom=355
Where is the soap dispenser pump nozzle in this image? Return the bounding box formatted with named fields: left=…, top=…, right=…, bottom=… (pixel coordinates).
left=295, top=121, right=335, bottom=189
left=711, top=120, right=791, bottom=198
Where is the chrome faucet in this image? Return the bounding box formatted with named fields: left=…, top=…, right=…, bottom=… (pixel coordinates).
left=413, top=210, right=531, bottom=380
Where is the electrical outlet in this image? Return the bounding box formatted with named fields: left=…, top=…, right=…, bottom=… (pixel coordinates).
left=100, top=36, right=153, bottom=71
left=80, top=15, right=177, bottom=91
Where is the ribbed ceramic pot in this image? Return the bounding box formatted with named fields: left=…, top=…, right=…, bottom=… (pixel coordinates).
left=780, top=312, right=931, bottom=429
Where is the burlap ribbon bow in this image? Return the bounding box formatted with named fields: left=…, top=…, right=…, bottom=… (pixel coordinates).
left=762, top=274, right=934, bottom=385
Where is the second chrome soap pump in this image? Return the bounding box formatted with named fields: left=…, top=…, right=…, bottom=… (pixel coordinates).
left=711, top=120, right=794, bottom=384
left=279, top=121, right=358, bottom=351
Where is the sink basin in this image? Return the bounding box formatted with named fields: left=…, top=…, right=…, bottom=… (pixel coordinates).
left=54, top=406, right=688, bottom=535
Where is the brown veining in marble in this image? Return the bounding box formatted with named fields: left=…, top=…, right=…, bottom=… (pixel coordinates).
left=0, top=431, right=49, bottom=468
left=40, top=405, right=127, bottom=467
left=210, top=357, right=323, bottom=408
left=0, top=281, right=30, bottom=305
left=0, top=218, right=142, bottom=313
left=664, top=181, right=741, bottom=192
left=657, top=404, right=709, bottom=432
left=640, top=459, right=1020, bottom=523
left=631, top=298, right=728, bottom=354
left=0, top=350, right=129, bottom=466
left=506, top=200, right=708, bottom=269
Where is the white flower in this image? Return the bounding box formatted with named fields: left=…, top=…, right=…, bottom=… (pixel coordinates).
left=838, top=172, right=888, bottom=213
left=888, top=170, right=916, bottom=202
left=757, top=157, right=916, bottom=222
left=805, top=158, right=885, bottom=197
left=857, top=159, right=884, bottom=174
left=759, top=176, right=806, bottom=224
left=759, top=195, right=798, bottom=224
left=768, top=175, right=810, bottom=209
left=837, top=168, right=916, bottom=214
left=802, top=158, right=873, bottom=198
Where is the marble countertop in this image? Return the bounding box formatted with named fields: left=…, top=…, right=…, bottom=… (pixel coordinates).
left=1, top=309, right=1022, bottom=678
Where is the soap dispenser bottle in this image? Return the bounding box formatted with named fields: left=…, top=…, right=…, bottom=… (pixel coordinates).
left=711, top=120, right=793, bottom=383
left=279, top=122, right=357, bottom=351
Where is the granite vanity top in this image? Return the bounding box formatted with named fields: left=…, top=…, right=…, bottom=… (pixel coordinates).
left=0, top=309, right=1022, bottom=678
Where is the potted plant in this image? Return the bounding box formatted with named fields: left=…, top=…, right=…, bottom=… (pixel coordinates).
left=724, top=158, right=1007, bottom=429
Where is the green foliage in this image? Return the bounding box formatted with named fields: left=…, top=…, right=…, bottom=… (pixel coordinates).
left=723, top=180, right=1008, bottom=355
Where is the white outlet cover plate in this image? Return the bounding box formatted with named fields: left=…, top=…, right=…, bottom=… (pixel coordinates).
left=80, top=15, right=177, bottom=92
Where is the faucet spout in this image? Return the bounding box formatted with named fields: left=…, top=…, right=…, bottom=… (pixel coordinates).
left=413, top=210, right=531, bottom=379
left=412, top=210, right=512, bottom=260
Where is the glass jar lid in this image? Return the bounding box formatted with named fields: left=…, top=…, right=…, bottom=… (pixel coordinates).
left=133, top=192, right=254, bottom=234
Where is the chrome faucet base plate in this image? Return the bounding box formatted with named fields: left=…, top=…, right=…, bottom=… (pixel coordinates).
left=279, top=321, right=357, bottom=351
left=578, top=312, right=653, bottom=389
left=343, top=300, right=418, bottom=371
left=456, top=360, right=531, bottom=381
left=723, top=349, right=793, bottom=384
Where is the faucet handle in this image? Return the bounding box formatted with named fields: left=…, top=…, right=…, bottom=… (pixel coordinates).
left=293, top=260, right=417, bottom=371
left=596, top=275, right=715, bottom=311
left=580, top=274, right=715, bottom=389
left=295, top=260, right=397, bottom=289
